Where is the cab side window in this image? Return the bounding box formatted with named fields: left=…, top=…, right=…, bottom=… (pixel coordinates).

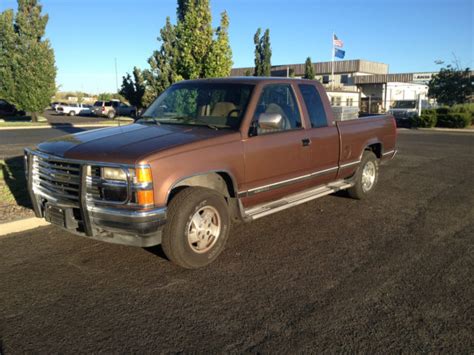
left=253, top=84, right=302, bottom=135
left=299, top=84, right=328, bottom=128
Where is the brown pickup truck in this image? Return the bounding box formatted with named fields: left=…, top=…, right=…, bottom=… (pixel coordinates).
left=25, top=77, right=397, bottom=268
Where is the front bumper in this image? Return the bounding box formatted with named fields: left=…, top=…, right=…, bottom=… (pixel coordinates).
left=25, top=149, right=166, bottom=248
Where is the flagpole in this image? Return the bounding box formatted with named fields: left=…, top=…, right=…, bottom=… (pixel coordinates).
left=331, top=32, right=335, bottom=91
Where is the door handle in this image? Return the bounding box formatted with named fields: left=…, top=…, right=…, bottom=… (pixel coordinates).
left=302, top=138, right=311, bottom=147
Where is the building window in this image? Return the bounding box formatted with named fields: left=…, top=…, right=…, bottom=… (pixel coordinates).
left=341, top=74, right=349, bottom=84
left=346, top=98, right=353, bottom=106
left=322, top=75, right=329, bottom=84
left=335, top=96, right=341, bottom=106
left=331, top=96, right=335, bottom=105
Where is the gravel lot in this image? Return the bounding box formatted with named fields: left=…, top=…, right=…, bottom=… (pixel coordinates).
left=0, top=130, right=473, bottom=353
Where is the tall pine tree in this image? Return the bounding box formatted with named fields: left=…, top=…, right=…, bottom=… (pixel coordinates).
left=0, top=10, right=17, bottom=105
left=304, top=57, right=315, bottom=79
left=119, top=67, right=146, bottom=109
left=2, top=0, right=56, bottom=122
left=145, top=17, right=181, bottom=101
left=254, top=28, right=271, bottom=76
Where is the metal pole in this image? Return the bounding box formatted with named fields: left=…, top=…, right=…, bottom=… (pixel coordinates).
left=114, top=58, right=118, bottom=93
left=331, top=32, right=335, bottom=91
left=418, top=93, right=422, bottom=116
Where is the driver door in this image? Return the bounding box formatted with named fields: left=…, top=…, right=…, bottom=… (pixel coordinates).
left=241, top=84, right=312, bottom=207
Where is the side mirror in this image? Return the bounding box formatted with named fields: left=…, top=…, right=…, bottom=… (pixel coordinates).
left=258, top=113, right=282, bottom=130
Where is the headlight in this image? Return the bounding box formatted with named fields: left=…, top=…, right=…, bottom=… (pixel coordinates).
left=102, top=167, right=128, bottom=181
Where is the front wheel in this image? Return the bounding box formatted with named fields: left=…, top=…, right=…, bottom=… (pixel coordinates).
left=161, top=187, right=231, bottom=269
left=347, top=151, right=379, bottom=200
left=68, top=111, right=76, bottom=116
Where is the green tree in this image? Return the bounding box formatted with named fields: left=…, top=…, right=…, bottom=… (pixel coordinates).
left=304, top=57, right=315, bottom=79
left=3, top=0, right=57, bottom=122
left=428, top=65, right=472, bottom=106
left=145, top=17, right=181, bottom=101
left=0, top=10, right=17, bottom=105
left=146, top=0, right=233, bottom=99
left=97, top=93, right=112, bottom=101
left=254, top=28, right=271, bottom=76
left=120, top=67, right=146, bottom=109
left=175, top=0, right=214, bottom=79
left=204, top=11, right=232, bottom=77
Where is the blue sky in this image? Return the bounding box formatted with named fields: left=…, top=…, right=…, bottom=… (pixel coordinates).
left=1, top=0, right=472, bottom=93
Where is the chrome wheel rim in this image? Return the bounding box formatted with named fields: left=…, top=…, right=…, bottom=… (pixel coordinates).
left=187, top=206, right=221, bottom=254
left=361, top=161, right=376, bottom=192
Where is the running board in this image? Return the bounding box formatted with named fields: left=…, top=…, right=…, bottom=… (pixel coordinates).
left=244, top=180, right=354, bottom=220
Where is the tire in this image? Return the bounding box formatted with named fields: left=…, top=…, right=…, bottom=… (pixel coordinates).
left=107, top=110, right=116, bottom=119
left=161, top=187, right=231, bottom=269
left=347, top=151, right=379, bottom=200
left=68, top=111, right=76, bottom=116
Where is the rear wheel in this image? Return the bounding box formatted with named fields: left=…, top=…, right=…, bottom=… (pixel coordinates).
left=347, top=151, right=379, bottom=200
left=68, top=111, right=76, bottom=116
left=161, top=187, right=230, bottom=269
left=107, top=110, right=116, bottom=119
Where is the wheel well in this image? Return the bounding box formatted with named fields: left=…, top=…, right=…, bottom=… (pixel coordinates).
left=167, top=172, right=237, bottom=204
left=365, top=143, right=382, bottom=159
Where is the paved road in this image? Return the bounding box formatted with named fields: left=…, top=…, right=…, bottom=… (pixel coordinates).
left=1, top=130, right=473, bottom=353
left=0, top=126, right=103, bottom=159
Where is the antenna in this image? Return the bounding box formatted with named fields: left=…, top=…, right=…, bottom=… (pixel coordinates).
left=114, top=58, right=118, bottom=92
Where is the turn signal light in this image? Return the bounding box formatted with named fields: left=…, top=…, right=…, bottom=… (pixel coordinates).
left=137, top=190, right=154, bottom=205
left=136, top=166, right=152, bottom=183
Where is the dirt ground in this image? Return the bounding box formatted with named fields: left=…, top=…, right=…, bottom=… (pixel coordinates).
left=0, top=130, right=473, bottom=353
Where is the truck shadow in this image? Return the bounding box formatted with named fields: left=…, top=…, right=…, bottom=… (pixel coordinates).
left=1, top=155, right=32, bottom=209
left=143, top=245, right=169, bottom=261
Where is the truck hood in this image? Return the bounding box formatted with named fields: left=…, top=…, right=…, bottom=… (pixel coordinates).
left=37, top=123, right=234, bottom=164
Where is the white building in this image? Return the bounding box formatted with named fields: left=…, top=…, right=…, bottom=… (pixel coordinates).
left=231, top=60, right=434, bottom=114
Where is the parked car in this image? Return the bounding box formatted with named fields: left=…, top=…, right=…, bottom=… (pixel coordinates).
left=92, top=100, right=136, bottom=119
left=55, top=103, right=92, bottom=116
left=0, top=99, right=25, bottom=116
left=25, top=77, right=397, bottom=269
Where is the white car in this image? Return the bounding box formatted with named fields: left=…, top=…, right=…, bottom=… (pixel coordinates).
left=56, top=103, right=92, bottom=116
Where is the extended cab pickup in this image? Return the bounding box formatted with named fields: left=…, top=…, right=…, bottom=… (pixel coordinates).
left=25, top=78, right=397, bottom=268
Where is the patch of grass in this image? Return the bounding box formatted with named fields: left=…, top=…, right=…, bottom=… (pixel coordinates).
left=0, top=158, right=28, bottom=205
left=0, top=121, right=50, bottom=127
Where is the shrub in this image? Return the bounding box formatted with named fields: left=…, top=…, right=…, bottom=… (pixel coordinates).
left=451, top=103, right=474, bottom=124
left=436, top=107, right=450, bottom=115
left=437, top=112, right=471, bottom=128
left=411, top=109, right=437, bottom=127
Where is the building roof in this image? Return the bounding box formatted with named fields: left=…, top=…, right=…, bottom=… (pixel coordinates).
left=231, top=59, right=389, bottom=77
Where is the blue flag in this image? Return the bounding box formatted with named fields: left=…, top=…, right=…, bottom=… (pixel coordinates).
left=335, top=48, right=345, bottom=59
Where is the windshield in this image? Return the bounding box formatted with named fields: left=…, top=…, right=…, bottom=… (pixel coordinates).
left=141, top=82, right=254, bottom=129
left=392, top=100, right=416, bottom=109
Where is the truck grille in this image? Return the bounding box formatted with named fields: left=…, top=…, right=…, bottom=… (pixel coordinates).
left=32, top=154, right=81, bottom=205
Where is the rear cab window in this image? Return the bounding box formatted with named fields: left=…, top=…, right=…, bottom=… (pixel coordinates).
left=298, top=84, right=328, bottom=128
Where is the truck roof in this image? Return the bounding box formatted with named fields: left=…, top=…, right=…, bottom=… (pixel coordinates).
left=178, top=77, right=320, bottom=85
